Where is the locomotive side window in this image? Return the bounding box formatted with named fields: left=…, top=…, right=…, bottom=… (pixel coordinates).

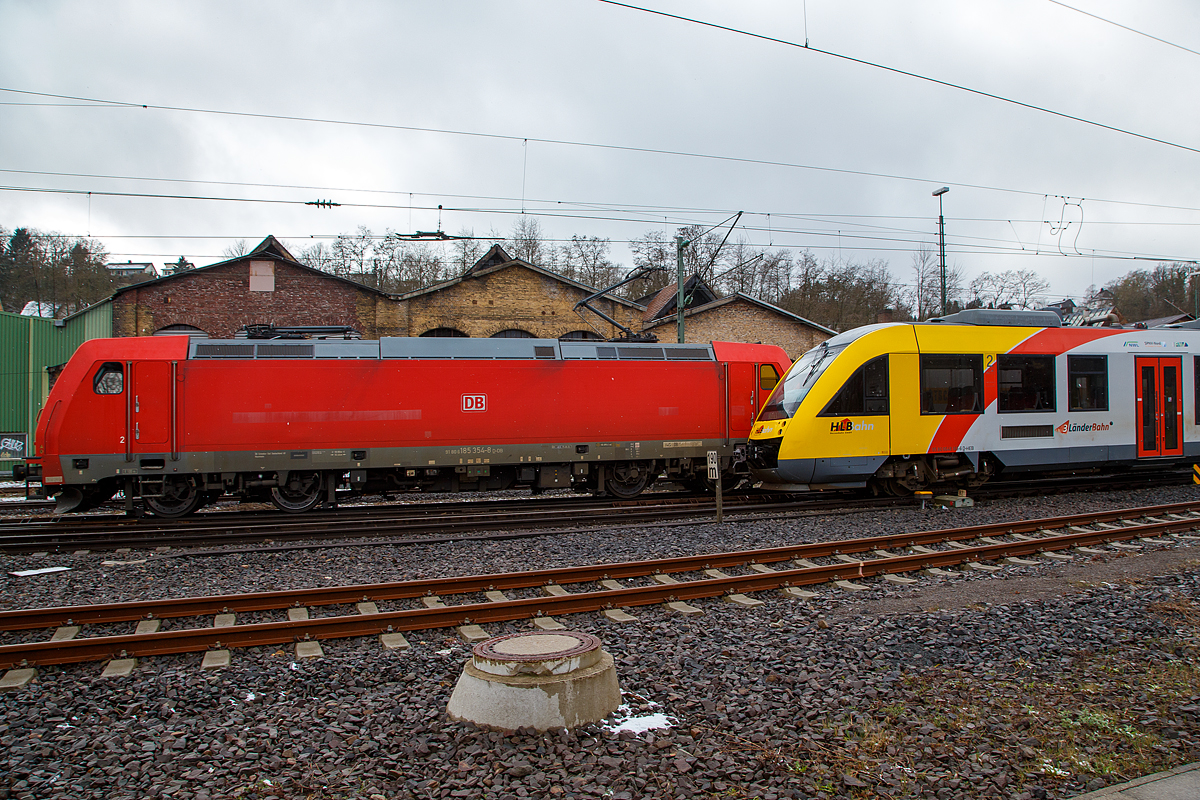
left=820, top=356, right=889, bottom=416
left=760, top=364, right=780, bottom=391
left=997, top=355, right=1056, bottom=412
left=1069, top=355, right=1108, bottom=412
left=93, top=362, right=124, bottom=395
left=920, top=354, right=982, bottom=414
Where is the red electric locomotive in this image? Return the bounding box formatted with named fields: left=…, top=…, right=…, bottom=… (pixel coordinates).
left=25, top=336, right=790, bottom=516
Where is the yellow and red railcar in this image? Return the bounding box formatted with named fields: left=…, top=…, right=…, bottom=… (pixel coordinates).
left=24, top=336, right=789, bottom=516
left=748, top=309, right=1200, bottom=493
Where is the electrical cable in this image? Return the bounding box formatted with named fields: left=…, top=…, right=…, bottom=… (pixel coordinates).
left=1046, top=0, right=1200, bottom=59
left=594, top=0, right=1200, bottom=156
left=5, top=85, right=1198, bottom=207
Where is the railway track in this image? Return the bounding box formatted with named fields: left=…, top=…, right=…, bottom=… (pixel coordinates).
left=2, top=499, right=1198, bottom=670
left=0, top=491, right=884, bottom=554
left=0, top=470, right=1189, bottom=555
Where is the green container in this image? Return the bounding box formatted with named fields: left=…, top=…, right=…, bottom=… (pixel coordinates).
left=0, top=301, right=112, bottom=474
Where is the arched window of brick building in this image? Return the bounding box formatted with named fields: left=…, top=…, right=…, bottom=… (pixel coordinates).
left=420, top=327, right=469, bottom=338
left=490, top=329, right=535, bottom=338
left=559, top=330, right=603, bottom=341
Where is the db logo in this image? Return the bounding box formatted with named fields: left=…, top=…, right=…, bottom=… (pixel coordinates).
left=462, top=394, right=487, bottom=412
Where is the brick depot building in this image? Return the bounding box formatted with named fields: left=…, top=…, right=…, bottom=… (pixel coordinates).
left=111, top=236, right=832, bottom=355
left=112, top=237, right=404, bottom=339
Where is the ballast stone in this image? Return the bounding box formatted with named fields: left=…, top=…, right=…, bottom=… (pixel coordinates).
left=447, top=631, right=620, bottom=732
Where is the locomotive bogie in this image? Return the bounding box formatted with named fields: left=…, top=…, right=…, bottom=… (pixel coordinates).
left=28, top=336, right=790, bottom=515
left=749, top=312, right=1200, bottom=492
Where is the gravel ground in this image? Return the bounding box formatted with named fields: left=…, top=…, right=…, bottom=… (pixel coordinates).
left=0, top=483, right=1198, bottom=799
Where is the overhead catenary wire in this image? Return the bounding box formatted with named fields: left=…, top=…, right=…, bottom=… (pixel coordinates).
left=5, top=87, right=1200, bottom=215
left=10, top=180, right=1199, bottom=269
left=1046, top=0, right=1200, bottom=60
left=593, top=0, right=1200, bottom=157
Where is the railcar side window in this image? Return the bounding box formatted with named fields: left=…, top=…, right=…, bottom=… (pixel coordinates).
left=920, top=354, right=982, bottom=414
left=997, top=355, right=1056, bottom=412
left=1069, top=355, right=1108, bottom=412
left=819, top=356, right=889, bottom=416
left=93, top=362, right=124, bottom=395
left=759, top=364, right=780, bottom=391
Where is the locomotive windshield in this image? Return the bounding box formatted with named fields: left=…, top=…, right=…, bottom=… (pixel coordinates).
left=758, top=342, right=847, bottom=420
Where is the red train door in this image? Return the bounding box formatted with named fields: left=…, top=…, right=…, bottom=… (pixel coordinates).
left=727, top=362, right=757, bottom=436
left=1135, top=357, right=1183, bottom=458
left=131, top=361, right=172, bottom=450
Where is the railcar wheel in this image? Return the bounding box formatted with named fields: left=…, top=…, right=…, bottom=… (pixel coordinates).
left=606, top=461, right=652, bottom=499
left=271, top=471, right=324, bottom=513
left=145, top=478, right=205, bottom=518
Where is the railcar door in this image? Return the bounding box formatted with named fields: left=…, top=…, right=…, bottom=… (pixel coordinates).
left=131, top=361, right=172, bottom=450
left=1135, top=357, right=1183, bottom=458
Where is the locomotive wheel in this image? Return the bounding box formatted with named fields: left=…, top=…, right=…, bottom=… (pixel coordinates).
left=606, top=461, right=651, bottom=499
left=271, top=471, right=324, bottom=513
left=145, top=478, right=206, bottom=518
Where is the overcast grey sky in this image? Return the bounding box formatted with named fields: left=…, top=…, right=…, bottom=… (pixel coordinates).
left=3, top=0, right=1200, bottom=303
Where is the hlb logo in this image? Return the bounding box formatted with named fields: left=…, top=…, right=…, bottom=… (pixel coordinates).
left=830, top=418, right=874, bottom=433
left=462, top=394, right=487, bottom=412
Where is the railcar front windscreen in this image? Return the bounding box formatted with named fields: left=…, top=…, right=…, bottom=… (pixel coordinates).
left=757, top=343, right=847, bottom=420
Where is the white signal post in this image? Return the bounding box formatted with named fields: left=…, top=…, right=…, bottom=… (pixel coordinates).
left=707, top=450, right=722, bottom=522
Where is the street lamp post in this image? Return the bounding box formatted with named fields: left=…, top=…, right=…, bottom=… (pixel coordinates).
left=932, top=187, right=950, bottom=316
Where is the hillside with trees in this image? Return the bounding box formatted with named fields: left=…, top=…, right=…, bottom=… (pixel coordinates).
left=0, top=227, right=111, bottom=316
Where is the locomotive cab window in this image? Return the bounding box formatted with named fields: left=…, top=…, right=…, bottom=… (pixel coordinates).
left=820, top=355, right=889, bottom=416
left=93, top=362, right=124, bottom=395
left=759, top=364, right=780, bottom=391
left=998, top=355, right=1056, bottom=413
left=921, top=354, right=982, bottom=414
left=1070, top=355, right=1109, bottom=412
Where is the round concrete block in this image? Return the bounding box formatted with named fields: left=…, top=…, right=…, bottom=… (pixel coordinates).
left=447, top=631, right=620, bottom=732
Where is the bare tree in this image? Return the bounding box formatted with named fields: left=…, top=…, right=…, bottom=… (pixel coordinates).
left=222, top=240, right=248, bottom=258
left=628, top=230, right=675, bottom=297
left=1009, top=269, right=1051, bottom=308
left=330, top=227, right=374, bottom=280
left=559, top=235, right=620, bottom=288
left=506, top=216, right=549, bottom=266
left=450, top=229, right=485, bottom=273
left=298, top=242, right=335, bottom=273
left=910, top=244, right=938, bottom=320
left=969, top=269, right=1048, bottom=309
left=912, top=244, right=966, bottom=317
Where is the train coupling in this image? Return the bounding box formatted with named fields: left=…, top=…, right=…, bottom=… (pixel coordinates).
left=12, top=462, right=40, bottom=482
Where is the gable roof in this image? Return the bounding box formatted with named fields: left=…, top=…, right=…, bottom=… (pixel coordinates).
left=641, top=274, right=719, bottom=322
left=110, top=235, right=393, bottom=299
left=396, top=248, right=645, bottom=310
left=641, top=291, right=836, bottom=335
left=463, top=243, right=514, bottom=275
